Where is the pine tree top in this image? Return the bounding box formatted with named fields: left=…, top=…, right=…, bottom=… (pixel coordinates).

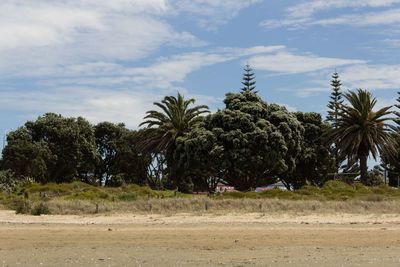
left=241, top=64, right=257, bottom=93
left=326, top=72, right=344, bottom=125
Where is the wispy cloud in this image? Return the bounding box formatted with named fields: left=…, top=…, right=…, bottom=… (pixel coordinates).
left=174, top=0, right=261, bottom=30
left=248, top=52, right=365, bottom=74
left=340, top=64, right=400, bottom=90
left=261, top=0, right=400, bottom=29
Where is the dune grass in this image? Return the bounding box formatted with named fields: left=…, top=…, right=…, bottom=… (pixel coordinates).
left=1, top=180, right=400, bottom=215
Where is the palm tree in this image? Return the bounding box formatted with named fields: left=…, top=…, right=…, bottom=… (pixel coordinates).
left=139, top=93, right=209, bottom=189
left=327, top=89, right=395, bottom=184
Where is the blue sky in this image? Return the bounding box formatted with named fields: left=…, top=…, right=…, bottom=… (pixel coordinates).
left=1, top=0, right=400, bottom=138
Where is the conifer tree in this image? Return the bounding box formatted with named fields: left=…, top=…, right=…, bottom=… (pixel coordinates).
left=326, top=72, right=344, bottom=174
left=395, top=92, right=400, bottom=127
left=241, top=64, right=257, bottom=93
left=326, top=72, right=343, bottom=127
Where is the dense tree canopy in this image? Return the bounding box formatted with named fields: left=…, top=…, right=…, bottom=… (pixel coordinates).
left=1, top=68, right=399, bottom=192
left=2, top=114, right=148, bottom=186
left=94, top=122, right=149, bottom=186
left=3, top=113, right=98, bottom=183
left=280, top=112, right=335, bottom=189
left=177, top=91, right=303, bottom=191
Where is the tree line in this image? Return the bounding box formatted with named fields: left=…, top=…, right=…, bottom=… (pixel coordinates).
left=1, top=66, right=399, bottom=192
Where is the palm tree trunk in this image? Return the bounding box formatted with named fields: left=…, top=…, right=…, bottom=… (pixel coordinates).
left=359, top=155, right=368, bottom=184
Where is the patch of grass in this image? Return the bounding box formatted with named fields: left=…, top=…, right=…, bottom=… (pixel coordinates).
left=117, top=192, right=137, bottom=202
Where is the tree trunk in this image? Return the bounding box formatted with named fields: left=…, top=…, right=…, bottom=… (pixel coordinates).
left=359, top=155, right=368, bottom=185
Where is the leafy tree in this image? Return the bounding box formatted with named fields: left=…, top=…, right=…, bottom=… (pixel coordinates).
left=177, top=91, right=303, bottom=191
left=2, top=113, right=98, bottom=183
left=281, top=112, right=335, bottom=188
left=327, top=89, right=395, bottom=184
left=2, top=128, right=53, bottom=183
left=94, top=122, right=148, bottom=186
left=113, top=129, right=149, bottom=186
left=241, top=64, right=257, bottom=93
left=139, top=93, right=209, bottom=192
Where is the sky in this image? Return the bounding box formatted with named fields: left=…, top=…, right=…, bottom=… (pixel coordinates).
left=1, top=0, right=400, bottom=138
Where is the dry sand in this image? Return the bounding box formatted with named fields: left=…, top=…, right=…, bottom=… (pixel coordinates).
left=1, top=210, right=400, bottom=266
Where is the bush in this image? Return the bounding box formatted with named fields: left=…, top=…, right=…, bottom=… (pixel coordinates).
left=107, top=175, right=124, bottom=187
left=0, top=170, right=17, bottom=193
left=7, top=198, right=31, bottom=214
left=366, top=170, right=384, bottom=186
left=31, top=202, right=50, bottom=216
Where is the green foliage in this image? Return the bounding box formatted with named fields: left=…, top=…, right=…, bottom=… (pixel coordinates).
left=281, top=112, right=335, bottom=188
left=107, top=175, right=124, bottom=187
left=94, top=122, right=149, bottom=186
left=117, top=192, right=137, bottom=201
left=326, top=72, right=344, bottom=125
left=139, top=93, right=209, bottom=192
left=241, top=64, right=257, bottom=93
left=177, top=91, right=303, bottom=191
left=2, top=113, right=99, bottom=184
left=31, top=202, right=50, bottom=216
left=7, top=198, right=31, bottom=214
left=0, top=170, right=17, bottom=193
left=216, top=180, right=400, bottom=201
left=327, top=89, right=396, bottom=184
left=365, top=168, right=384, bottom=186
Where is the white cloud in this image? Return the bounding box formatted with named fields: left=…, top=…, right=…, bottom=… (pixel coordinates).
left=248, top=52, right=365, bottom=74
left=340, top=64, right=400, bottom=90
left=295, top=88, right=330, bottom=98
left=0, top=87, right=162, bottom=128
left=19, top=46, right=288, bottom=89
left=286, top=0, right=400, bottom=18
left=261, top=0, right=400, bottom=29
left=0, top=0, right=204, bottom=77
left=174, top=0, right=261, bottom=30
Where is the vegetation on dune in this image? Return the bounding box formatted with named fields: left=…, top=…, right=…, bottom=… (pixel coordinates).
left=1, top=180, right=400, bottom=215
left=0, top=65, right=399, bottom=206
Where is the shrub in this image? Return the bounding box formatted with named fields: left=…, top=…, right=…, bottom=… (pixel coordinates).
left=107, top=175, right=124, bottom=187
left=31, top=202, right=50, bottom=216
left=7, top=198, right=31, bottom=214
left=0, top=170, right=17, bottom=193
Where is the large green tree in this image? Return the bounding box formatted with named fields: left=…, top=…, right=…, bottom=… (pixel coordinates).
left=139, top=93, right=209, bottom=191
left=281, top=112, right=335, bottom=188
left=177, top=91, right=303, bottom=191
left=2, top=128, right=53, bottom=183
left=94, top=122, right=149, bottom=186
left=2, top=113, right=98, bottom=183
left=327, top=89, right=395, bottom=184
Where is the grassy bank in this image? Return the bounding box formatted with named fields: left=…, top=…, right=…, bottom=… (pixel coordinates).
left=1, top=180, right=400, bottom=215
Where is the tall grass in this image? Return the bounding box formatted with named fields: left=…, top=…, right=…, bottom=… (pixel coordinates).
left=2, top=180, right=400, bottom=215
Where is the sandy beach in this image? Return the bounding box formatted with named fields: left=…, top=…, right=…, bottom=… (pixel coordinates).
left=1, top=210, right=400, bottom=266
